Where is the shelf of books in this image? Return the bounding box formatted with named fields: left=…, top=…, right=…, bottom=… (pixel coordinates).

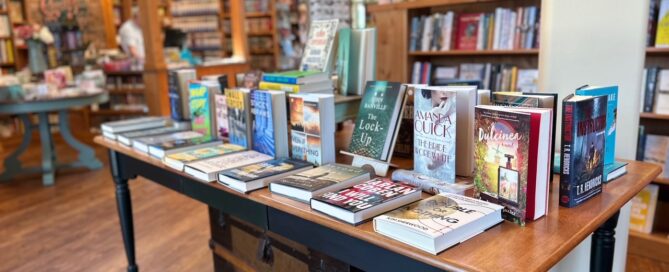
left=370, top=0, right=541, bottom=92
left=222, top=0, right=280, bottom=71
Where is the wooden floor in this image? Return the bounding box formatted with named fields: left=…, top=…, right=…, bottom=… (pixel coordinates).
left=0, top=136, right=212, bottom=272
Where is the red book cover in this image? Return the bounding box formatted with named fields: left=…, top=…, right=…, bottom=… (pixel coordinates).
left=312, top=178, right=418, bottom=213
left=525, top=112, right=541, bottom=219
left=457, top=13, right=482, bottom=50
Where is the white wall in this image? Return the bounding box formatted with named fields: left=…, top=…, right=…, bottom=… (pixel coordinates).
left=539, top=0, right=648, bottom=271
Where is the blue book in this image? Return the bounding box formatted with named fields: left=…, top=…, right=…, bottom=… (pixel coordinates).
left=575, top=86, right=617, bottom=166
left=250, top=90, right=288, bottom=158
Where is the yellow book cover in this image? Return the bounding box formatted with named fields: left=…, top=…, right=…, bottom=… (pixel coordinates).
left=5, top=40, right=13, bottom=64
left=487, top=14, right=495, bottom=49
left=259, top=81, right=299, bottom=93
left=629, top=184, right=660, bottom=233
left=656, top=0, right=669, bottom=47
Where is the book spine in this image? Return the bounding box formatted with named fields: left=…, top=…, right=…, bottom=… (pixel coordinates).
left=259, top=81, right=299, bottom=93
left=644, top=68, right=658, bottom=112
left=262, top=75, right=298, bottom=84
left=559, top=101, right=574, bottom=207
left=168, top=71, right=184, bottom=121
left=636, top=125, right=646, bottom=161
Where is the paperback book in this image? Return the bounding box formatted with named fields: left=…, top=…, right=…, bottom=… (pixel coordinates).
left=184, top=150, right=273, bottom=182
left=163, top=143, right=245, bottom=171
left=269, top=163, right=371, bottom=203
left=214, top=94, right=229, bottom=139
left=148, top=136, right=220, bottom=159
left=117, top=126, right=184, bottom=146
left=189, top=82, right=217, bottom=138
left=474, top=105, right=552, bottom=225
left=168, top=69, right=197, bottom=121
left=251, top=90, right=289, bottom=158
left=226, top=88, right=253, bottom=149
left=289, top=94, right=336, bottom=166
left=374, top=193, right=503, bottom=255
left=101, top=116, right=168, bottom=139
left=559, top=94, right=607, bottom=208
left=132, top=131, right=203, bottom=154
left=348, top=81, right=406, bottom=161
left=413, top=86, right=457, bottom=182
left=311, top=178, right=420, bottom=225
left=218, top=159, right=313, bottom=193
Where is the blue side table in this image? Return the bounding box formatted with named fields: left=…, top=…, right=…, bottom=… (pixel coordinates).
left=0, top=92, right=109, bottom=186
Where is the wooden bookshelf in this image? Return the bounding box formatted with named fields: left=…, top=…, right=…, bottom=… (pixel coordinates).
left=640, top=112, right=669, bottom=120
left=646, top=47, right=669, bottom=55
left=653, top=177, right=669, bottom=186
left=409, top=49, right=539, bottom=56
left=222, top=0, right=280, bottom=71
left=629, top=230, right=669, bottom=265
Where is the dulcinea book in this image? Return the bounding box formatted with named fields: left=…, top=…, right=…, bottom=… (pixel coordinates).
left=373, top=193, right=503, bottom=255
left=289, top=94, right=335, bottom=166
left=163, top=143, right=245, bottom=170
left=310, top=178, right=420, bottom=224
left=226, top=88, right=253, bottom=149
left=413, top=86, right=457, bottom=183
left=348, top=81, right=406, bottom=161
left=560, top=94, right=607, bottom=208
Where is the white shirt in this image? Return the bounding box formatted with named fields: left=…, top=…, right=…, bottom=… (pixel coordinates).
left=118, top=20, right=145, bottom=59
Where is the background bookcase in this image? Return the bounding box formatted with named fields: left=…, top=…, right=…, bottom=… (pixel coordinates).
left=368, top=0, right=541, bottom=86
left=222, top=0, right=280, bottom=71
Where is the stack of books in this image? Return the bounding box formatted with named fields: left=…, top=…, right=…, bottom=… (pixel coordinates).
left=259, top=70, right=333, bottom=94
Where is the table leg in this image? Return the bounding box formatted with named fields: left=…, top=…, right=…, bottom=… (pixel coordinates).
left=109, top=150, right=138, bottom=272
left=37, top=112, right=55, bottom=186
left=590, top=211, right=620, bottom=272
left=0, top=115, right=32, bottom=182
left=57, top=110, right=102, bottom=170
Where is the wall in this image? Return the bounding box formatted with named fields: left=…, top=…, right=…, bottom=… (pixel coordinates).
left=539, top=0, right=648, bottom=271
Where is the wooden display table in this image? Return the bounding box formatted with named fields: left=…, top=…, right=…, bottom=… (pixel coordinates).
left=95, top=136, right=660, bottom=272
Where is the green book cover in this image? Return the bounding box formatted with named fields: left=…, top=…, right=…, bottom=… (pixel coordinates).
left=348, top=81, right=404, bottom=161
left=189, top=82, right=213, bottom=138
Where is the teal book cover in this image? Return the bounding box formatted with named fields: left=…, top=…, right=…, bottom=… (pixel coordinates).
left=575, top=86, right=617, bottom=165
left=348, top=81, right=402, bottom=161
left=189, top=82, right=213, bottom=138
left=251, top=91, right=276, bottom=157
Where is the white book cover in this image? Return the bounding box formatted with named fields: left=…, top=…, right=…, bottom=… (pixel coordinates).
left=288, top=93, right=336, bottom=166
left=133, top=131, right=203, bottom=149
left=493, top=8, right=503, bottom=50
left=516, top=69, right=539, bottom=93
left=476, top=13, right=485, bottom=50
left=185, top=150, right=273, bottom=178
left=101, top=116, right=167, bottom=133
left=656, top=70, right=669, bottom=114
left=421, top=16, right=433, bottom=52
left=300, top=19, right=339, bottom=72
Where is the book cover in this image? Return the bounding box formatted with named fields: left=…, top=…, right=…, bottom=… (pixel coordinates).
left=290, top=95, right=329, bottom=166
left=152, top=136, right=218, bottom=151
left=656, top=0, right=669, bottom=47
left=560, top=95, right=607, bottom=208
left=654, top=70, right=669, bottom=114
left=575, top=86, right=618, bottom=166
left=251, top=90, right=276, bottom=157
left=214, top=94, right=229, bottom=139
left=629, top=184, right=660, bottom=233
left=165, top=143, right=245, bottom=164
left=168, top=69, right=197, bottom=121
left=348, top=81, right=404, bottom=161
left=135, top=131, right=203, bottom=147
left=457, top=13, right=482, bottom=50
left=394, top=85, right=417, bottom=158
left=274, top=164, right=369, bottom=192
left=187, top=151, right=273, bottom=175
left=226, top=89, right=251, bottom=149
left=261, top=70, right=327, bottom=85
left=473, top=107, right=530, bottom=224
left=220, top=159, right=313, bottom=183
left=100, top=116, right=167, bottom=133
left=300, top=19, right=339, bottom=72
left=413, top=86, right=457, bottom=182
left=643, top=134, right=669, bottom=178
left=313, top=178, right=418, bottom=213
left=117, top=127, right=183, bottom=145
left=189, top=82, right=213, bottom=138
left=644, top=67, right=659, bottom=112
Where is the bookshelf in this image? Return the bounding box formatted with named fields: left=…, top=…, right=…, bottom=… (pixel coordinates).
left=369, top=0, right=541, bottom=91
left=222, top=0, right=280, bottom=71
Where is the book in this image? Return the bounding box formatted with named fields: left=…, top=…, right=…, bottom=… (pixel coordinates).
left=643, top=134, right=669, bottom=178
left=300, top=19, right=339, bottom=72
left=226, top=88, right=253, bottom=149
left=258, top=80, right=333, bottom=93
left=213, top=94, right=229, bottom=139
left=269, top=163, right=371, bottom=203
left=310, top=178, right=420, bottom=225
left=453, top=86, right=478, bottom=177
left=336, top=27, right=351, bottom=95
left=218, top=159, right=313, bottom=193
left=457, top=13, right=482, bottom=50
left=251, top=90, right=289, bottom=158
left=101, top=117, right=168, bottom=139
left=163, top=143, right=246, bottom=171
left=474, top=105, right=552, bottom=225
left=491, top=92, right=558, bottom=182
left=348, top=81, right=406, bottom=161
left=575, top=86, right=621, bottom=170
left=413, top=86, right=457, bottom=183
left=656, top=0, right=669, bottom=47
left=374, top=193, right=503, bottom=255
left=552, top=154, right=628, bottom=183
left=289, top=93, right=336, bottom=166
left=262, top=70, right=330, bottom=85
left=654, top=70, right=669, bottom=114
left=168, top=69, right=197, bottom=121
left=516, top=69, right=538, bottom=92
left=184, top=150, right=273, bottom=182
left=643, top=67, right=659, bottom=112
left=189, top=81, right=218, bottom=138
left=394, top=84, right=422, bottom=158
left=559, top=94, right=607, bottom=208
left=132, top=131, right=204, bottom=153
left=629, top=184, right=660, bottom=234
left=148, top=136, right=221, bottom=159
left=117, top=126, right=185, bottom=146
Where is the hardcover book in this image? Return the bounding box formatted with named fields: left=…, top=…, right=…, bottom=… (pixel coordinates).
left=300, top=19, right=339, bottom=72
left=101, top=116, right=168, bottom=135
left=189, top=81, right=220, bottom=138
left=117, top=126, right=184, bottom=146
left=269, top=163, right=371, bottom=203
left=214, top=94, right=229, bottom=139
left=629, top=184, right=660, bottom=233
left=261, top=70, right=329, bottom=85
left=251, top=90, right=289, bottom=158
left=148, top=136, right=220, bottom=159
left=457, top=13, right=483, bottom=50
left=575, top=86, right=618, bottom=166
left=394, top=85, right=420, bottom=157
left=289, top=94, right=336, bottom=166
left=310, top=178, right=420, bottom=225
left=168, top=69, right=197, bottom=121
left=258, top=80, right=333, bottom=93
left=184, top=150, right=273, bottom=182
left=474, top=105, right=552, bottom=225
left=374, top=193, right=503, bottom=255
left=413, top=86, right=457, bottom=183
left=163, top=143, right=245, bottom=171
left=226, top=88, right=253, bottom=149
left=560, top=94, right=607, bottom=208
left=132, top=131, right=203, bottom=153
left=348, top=81, right=406, bottom=161
left=218, top=159, right=313, bottom=193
